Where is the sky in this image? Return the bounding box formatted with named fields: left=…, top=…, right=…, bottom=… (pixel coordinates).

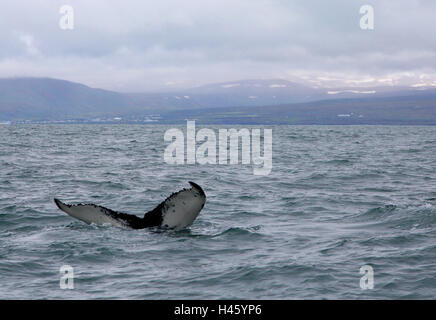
left=0, top=0, right=435, bottom=92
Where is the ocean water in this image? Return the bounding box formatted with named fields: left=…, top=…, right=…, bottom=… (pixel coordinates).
left=0, top=124, right=436, bottom=299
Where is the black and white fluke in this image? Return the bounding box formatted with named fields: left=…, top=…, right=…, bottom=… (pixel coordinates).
left=54, top=181, right=206, bottom=230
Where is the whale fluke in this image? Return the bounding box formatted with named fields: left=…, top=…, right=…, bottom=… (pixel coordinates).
left=54, top=181, right=206, bottom=230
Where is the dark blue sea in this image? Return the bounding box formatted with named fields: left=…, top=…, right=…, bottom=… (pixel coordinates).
left=1, top=124, right=436, bottom=299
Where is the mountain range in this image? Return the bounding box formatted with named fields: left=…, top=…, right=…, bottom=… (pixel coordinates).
left=1, top=77, right=436, bottom=124
left=128, top=79, right=433, bottom=111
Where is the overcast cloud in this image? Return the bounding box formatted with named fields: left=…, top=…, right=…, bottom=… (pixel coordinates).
left=1, top=0, right=435, bottom=91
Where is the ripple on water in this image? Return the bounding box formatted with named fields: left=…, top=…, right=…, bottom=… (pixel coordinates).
left=1, top=125, right=436, bottom=299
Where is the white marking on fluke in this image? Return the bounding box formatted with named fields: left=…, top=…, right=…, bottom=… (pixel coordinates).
left=54, top=182, right=206, bottom=230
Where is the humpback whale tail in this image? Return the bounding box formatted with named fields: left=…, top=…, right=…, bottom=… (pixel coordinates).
left=54, top=181, right=206, bottom=230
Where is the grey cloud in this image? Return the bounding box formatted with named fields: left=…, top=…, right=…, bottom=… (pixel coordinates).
left=0, top=0, right=435, bottom=91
